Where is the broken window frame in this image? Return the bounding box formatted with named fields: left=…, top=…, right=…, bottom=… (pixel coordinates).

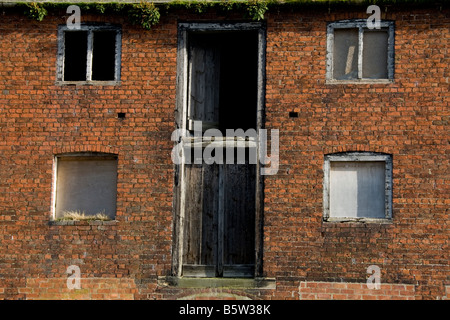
left=323, top=152, right=393, bottom=223
left=326, top=19, right=395, bottom=84
left=56, top=23, right=122, bottom=85
left=173, top=22, right=267, bottom=279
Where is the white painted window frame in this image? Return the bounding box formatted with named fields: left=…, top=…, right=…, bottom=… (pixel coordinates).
left=56, top=23, right=122, bottom=85
left=323, top=152, right=393, bottom=222
left=326, top=19, right=395, bottom=84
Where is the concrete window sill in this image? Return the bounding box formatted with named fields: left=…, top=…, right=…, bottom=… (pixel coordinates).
left=48, top=220, right=118, bottom=226
left=159, top=276, right=276, bottom=290
left=55, top=81, right=121, bottom=86
left=323, top=217, right=393, bottom=224
left=326, top=79, right=394, bottom=85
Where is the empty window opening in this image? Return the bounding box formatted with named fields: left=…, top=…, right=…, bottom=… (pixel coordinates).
left=64, top=31, right=88, bottom=81
left=57, top=24, right=121, bottom=83
left=92, top=31, right=117, bottom=81
left=54, top=153, right=118, bottom=220
left=187, top=31, right=258, bottom=133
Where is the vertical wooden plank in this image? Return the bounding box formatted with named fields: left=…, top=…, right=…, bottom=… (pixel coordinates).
left=204, top=45, right=220, bottom=124
left=255, top=26, right=266, bottom=277
left=201, top=163, right=219, bottom=266
left=223, top=161, right=256, bottom=267
left=173, top=26, right=189, bottom=276
left=188, top=42, right=203, bottom=124
left=188, top=35, right=220, bottom=130
left=217, top=163, right=224, bottom=276
left=182, top=163, right=203, bottom=265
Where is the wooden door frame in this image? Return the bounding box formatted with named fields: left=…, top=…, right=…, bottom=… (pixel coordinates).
left=172, top=21, right=266, bottom=278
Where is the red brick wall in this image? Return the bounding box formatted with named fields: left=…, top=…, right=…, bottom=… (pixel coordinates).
left=20, top=277, right=137, bottom=300
left=299, top=281, right=415, bottom=300
left=0, top=5, right=448, bottom=300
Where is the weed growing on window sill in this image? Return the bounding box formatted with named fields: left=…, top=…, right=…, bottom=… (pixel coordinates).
left=56, top=210, right=111, bottom=222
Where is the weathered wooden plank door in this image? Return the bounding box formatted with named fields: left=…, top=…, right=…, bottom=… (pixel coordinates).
left=187, top=34, right=220, bottom=131
left=180, top=30, right=259, bottom=278
left=222, top=162, right=256, bottom=277
left=182, top=163, right=220, bottom=277
left=182, top=160, right=256, bottom=278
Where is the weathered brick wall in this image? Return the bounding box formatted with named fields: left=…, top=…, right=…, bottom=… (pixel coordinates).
left=20, top=277, right=137, bottom=300
left=0, top=4, right=448, bottom=300
left=299, top=281, right=415, bottom=300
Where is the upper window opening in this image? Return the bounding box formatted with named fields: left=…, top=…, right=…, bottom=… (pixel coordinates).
left=57, top=24, right=121, bottom=84
left=187, top=31, right=258, bottom=133
left=326, top=20, right=394, bottom=83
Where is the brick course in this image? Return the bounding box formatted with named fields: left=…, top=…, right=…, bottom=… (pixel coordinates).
left=299, top=281, right=415, bottom=300
left=0, top=4, right=448, bottom=300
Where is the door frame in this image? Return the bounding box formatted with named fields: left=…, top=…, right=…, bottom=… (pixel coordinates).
left=172, top=21, right=266, bottom=278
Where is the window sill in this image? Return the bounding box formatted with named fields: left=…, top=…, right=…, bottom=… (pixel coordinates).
left=326, top=79, right=393, bottom=85
left=160, top=276, right=276, bottom=290
left=55, top=81, right=121, bottom=86
left=323, top=217, right=392, bottom=224
left=49, top=220, right=118, bottom=226
left=326, top=79, right=394, bottom=85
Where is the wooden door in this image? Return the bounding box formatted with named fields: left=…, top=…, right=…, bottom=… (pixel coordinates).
left=180, top=30, right=258, bottom=278
left=182, top=160, right=256, bottom=278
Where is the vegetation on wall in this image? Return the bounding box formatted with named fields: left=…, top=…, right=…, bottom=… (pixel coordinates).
left=128, top=1, right=160, bottom=30
left=19, top=1, right=271, bottom=27
left=23, top=2, right=48, bottom=21
left=18, top=0, right=445, bottom=29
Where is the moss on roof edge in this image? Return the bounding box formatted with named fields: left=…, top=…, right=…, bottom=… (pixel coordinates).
left=1, top=0, right=448, bottom=6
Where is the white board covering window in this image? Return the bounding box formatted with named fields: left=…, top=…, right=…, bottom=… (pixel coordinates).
left=54, top=153, right=118, bottom=220
left=324, top=153, right=393, bottom=221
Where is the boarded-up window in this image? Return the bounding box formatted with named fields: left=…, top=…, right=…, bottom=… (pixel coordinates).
left=327, top=20, right=394, bottom=82
left=54, top=154, right=118, bottom=220
left=324, top=153, right=393, bottom=221
left=57, top=24, right=121, bottom=83
left=330, top=162, right=385, bottom=218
